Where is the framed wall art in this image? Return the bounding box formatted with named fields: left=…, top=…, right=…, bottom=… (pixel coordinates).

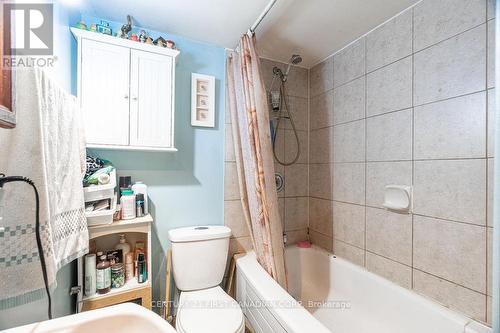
left=191, top=73, right=215, bottom=128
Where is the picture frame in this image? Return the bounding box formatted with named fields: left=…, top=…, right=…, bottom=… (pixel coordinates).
left=0, top=1, right=14, bottom=129
left=191, top=73, right=215, bottom=128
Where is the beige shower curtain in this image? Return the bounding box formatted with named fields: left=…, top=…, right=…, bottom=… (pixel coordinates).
left=227, top=34, right=287, bottom=289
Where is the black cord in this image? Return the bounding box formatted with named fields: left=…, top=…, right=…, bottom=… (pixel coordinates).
left=0, top=174, right=52, bottom=319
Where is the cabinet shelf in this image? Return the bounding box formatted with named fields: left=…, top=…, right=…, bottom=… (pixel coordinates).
left=88, top=214, right=153, bottom=239
left=87, top=144, right=178, bottom=152
left=78, top=215, right=154, bottom=312
left=89, top=214, right=153, bottom=230
left=83, top=278, right=150, bottom=302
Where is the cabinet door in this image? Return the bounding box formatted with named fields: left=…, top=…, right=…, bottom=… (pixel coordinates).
left=81, top=39, right=130, bottom=146
left=130, top=49, right=173, bottom=148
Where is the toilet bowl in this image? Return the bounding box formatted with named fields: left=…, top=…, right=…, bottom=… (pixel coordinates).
left=168, top=226, right=244, bottom=333
left=176, top=286, right=244, bottom=333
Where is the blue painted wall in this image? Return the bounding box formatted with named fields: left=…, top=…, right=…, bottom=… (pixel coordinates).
left=83, top=15, right=227, bottom=313
left=0, top=10, right=226, bottom=329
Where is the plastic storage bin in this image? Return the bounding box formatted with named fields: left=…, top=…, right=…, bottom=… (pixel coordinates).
left=84, top=170, right=117, bottom=202
left=84, top=169, right=117, bottom=226
left=86, top=194, right=117, bottom=226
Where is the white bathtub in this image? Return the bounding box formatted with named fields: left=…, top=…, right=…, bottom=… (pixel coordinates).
left=236, top=245, right=491, bottom=333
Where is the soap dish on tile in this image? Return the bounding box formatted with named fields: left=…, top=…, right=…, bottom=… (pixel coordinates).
left=382, top=185, right=412, bottom=213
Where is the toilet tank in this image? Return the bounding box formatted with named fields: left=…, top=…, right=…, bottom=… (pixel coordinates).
left=168, top=226, right=232, bottom=291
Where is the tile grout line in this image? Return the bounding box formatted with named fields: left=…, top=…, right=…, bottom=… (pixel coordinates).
left=320, top=157, right=489, bottom=164
left=317, top=197, right=490, bottom=228
left=364, top=249, right=413, bottom=269
left=413, top=21, right=487, bottom=55
left=411, top=5, right=416, bottom=291
left=363, top=36, right=368, bottom=268
left=331, top=54, right=336, bottom=253
left=484, top=6, right=490, bottom=321
left=307, top=64, right=311, bottom=242
left=412, top=267, right=489, bottom=297
left=311, top=88, right=489, bottom=131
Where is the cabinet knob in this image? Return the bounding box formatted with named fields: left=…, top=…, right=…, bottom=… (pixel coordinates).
left=124, top=95, right=129, bottom=99
left=132, top=96, right=138, bottom=101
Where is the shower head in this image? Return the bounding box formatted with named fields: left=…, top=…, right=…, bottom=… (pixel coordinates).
left=283, top=54, right=302, bottom=81
left=289, top=54, right=303, bottom=65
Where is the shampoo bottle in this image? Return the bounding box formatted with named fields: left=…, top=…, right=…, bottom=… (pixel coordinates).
left=115, top=234, right=131, bottom=258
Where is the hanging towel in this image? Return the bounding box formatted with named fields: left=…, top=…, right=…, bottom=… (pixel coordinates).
left=0, top=67, right=88, bottom=309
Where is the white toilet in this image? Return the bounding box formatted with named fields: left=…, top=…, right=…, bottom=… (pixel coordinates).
left=168, top=226, right=244, bottom=333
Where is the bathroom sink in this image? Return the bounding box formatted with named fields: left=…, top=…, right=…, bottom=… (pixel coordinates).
left=4, top=303, right=176, bottom=333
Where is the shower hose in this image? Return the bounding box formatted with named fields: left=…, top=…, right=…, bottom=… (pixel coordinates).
left=271, top=79, right=301, bottom=166
left=0, top=174, right=52, bottom=320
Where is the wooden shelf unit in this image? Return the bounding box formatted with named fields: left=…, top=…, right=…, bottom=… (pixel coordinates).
left=77, top=215, right=153, bottom=312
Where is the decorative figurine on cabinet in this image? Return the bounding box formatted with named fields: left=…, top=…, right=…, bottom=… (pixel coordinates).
left=89, top=23, right=97, bottom=32
left=166, top=40, right=175, bottom=49
left=76, top=20, right=87, bottom=30
left=96, top=20, right=112, bottom=35
left=139, top=30, right=147, bottom=43
left=118, top=15, right=132, bottom=39
left=145, top=36, right=154, bottom=45
left=130, top=33, right=139, bottom=42
left=154, top=36, right=167, bottom=47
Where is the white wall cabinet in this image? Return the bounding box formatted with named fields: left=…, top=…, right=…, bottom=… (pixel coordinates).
left=72, top=28, right=179, bottom=151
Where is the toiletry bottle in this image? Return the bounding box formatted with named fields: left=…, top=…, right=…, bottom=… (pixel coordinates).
left=119, top=176, right=132, bottom=189
left=137, top=252, right=147, bottom=283
left=136, top=201, right=142, bottom=217
left=131, top=181, right=148, bottom=214
left=115, top=234, right=131, bottom=258
left=135, top=193, right=144, bottom=217
left=84, top=254, right=96, bottom=297
left=118, top=176, right=132, bottom=201
left=96, top=255, right=111, bottom=294
left=125, top=252, right=134, bottom=280
left=120, top=188, right=136, bottom=220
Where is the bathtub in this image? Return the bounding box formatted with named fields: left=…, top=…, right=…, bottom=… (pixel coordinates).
left=236, top=245, right=491, bottom=333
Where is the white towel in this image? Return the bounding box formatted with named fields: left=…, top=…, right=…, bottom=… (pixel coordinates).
left=0, top=67, right=88, bottom=309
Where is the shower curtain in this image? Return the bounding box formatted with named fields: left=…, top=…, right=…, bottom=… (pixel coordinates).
left=227, top=34, right=287, bottom=289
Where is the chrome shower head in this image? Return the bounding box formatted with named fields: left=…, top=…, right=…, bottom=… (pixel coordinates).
left=289, top=54, right=302, bottom=65
left=283, top=54, right=302, bottom=81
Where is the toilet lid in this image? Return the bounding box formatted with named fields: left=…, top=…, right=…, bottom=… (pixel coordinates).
left=177, top=286, right=244, bottom=333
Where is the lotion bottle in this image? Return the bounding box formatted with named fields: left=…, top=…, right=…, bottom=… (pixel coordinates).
left=115, top=234, right=131, bottom=258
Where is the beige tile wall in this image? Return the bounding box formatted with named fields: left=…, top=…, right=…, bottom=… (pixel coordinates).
left=308, top=0, right=494, bottom=324
left=224, top=57, right=310, bottom=263
left=309, top=56, right=335, bottom=250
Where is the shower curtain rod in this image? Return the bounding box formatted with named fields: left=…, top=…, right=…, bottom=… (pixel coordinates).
left=248, top=0, right=278, bottom=34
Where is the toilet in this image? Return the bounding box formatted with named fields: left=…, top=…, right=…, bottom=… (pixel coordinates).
left=168, top=226, right=245, bottom=333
